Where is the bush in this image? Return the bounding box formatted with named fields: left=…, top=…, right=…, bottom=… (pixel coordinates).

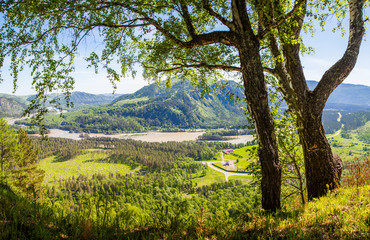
left=342, top=157, right=370, bottom=187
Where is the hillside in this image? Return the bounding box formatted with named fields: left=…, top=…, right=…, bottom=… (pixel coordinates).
left=307, top=80, right=370, bottom=111
left=0, top=132, right=369, bottom=240
left=41, top=80, right=248, bottom=133
left=27, top=91, right=121, bottom=107
left=0, top=96, right=27, bottom=118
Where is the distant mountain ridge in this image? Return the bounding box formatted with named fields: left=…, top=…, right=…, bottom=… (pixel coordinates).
left=4, top=80, right=370, bottom=132
left=27, top=91, right=122, bottom=107
left=307, top=80, right=370, bottom=111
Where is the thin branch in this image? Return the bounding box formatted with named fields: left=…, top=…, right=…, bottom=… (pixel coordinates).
left=202, top=0, right=235, bottom=31
left=262, top=67, right=277, bottom=76
left=180, top=1, right=196, bottom=37
left=144, top=63, right=241, bottom=73
left=257, top=0, right=306, bottom=40
left=100, top=1, right=237, bottom=48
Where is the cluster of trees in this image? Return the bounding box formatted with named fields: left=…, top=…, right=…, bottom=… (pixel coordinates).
left=342, top=111, right=370, bottom=131
left=0, top=119, right=44, bottom=199
left=1, top=0, right=368, bottom=211
left=358, top=128, right=370, bottom=144
left=33, top=136, right=244, bottom=164
left=322, top=112, right=343, bottom=134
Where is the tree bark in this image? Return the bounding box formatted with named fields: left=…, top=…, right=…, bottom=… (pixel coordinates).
left=239, top=39, right=281, bottom=212
left=297, top=105, right=339, bottom=200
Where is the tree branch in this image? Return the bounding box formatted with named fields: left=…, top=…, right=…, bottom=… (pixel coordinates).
left=180, top=1, right=196, bottom=37
left=101, top=1, right=237, bottom=48
left=312, top=0, right=366, bottom=112
left=262, top=67, right=277, bottom=77
left=202, top=0, right=236, bottom=31
left=144, top=63, right=241, bottom=73
left=257, top=0, right=306, bottom=40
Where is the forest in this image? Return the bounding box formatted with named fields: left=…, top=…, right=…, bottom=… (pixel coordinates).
left=0, top=0, right=370, bottom=239
left=0, top=117, right=369, bottom=239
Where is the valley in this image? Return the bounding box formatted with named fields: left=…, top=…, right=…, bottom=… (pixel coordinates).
left=0, top=81, right=369, bottom=239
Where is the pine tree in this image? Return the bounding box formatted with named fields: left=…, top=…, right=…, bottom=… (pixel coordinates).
left=0, top=119, right=19, bottom=182
left=10, top=128, right=45, bottom=199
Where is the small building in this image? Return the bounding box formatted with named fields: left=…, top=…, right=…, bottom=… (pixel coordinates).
left=222, top=149, right=234, bottom=154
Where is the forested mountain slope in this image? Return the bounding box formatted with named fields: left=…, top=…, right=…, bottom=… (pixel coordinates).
left=42, top=80, right=248, bottom=133
left=0, top=96, right=27, bottom=118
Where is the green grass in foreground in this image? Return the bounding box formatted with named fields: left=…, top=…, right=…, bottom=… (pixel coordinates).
left=38, top=150, right=138, bottom=184
left=1, top=182, right=368, bottom=239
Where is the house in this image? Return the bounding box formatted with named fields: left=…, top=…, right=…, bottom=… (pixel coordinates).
left=222, top=149, right=234, bottom=154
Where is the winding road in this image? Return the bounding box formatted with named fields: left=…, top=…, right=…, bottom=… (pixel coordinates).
left=202, top=161, right=251, bottom=181
left=328, top=112, right=344, bottom=139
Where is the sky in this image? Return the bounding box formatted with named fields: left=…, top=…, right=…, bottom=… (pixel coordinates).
left=0, top=15, right=369, bottom=96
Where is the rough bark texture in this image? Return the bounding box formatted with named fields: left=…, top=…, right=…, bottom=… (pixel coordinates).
left=297, top=108, right=339, bottom=200
left=239, top=42, right=281, bottom=212
left=231, top=0, right=281, bottom=212
left=267, top=0, right=366, bottom=201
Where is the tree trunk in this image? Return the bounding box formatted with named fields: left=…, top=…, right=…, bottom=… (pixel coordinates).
left=239, top=41, right=281, bottom=212
left=298, top=109, right=340, bottom=200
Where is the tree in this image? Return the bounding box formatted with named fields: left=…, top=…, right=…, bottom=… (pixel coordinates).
left=0, top=119, right=44, bottom=198
left=0, top=119, right=19, bottom=181
left=261, top=0, right=367, bottom=199
left=11, top=128, right=45, bottom=199
left=0, top=0, right=367, bottom=210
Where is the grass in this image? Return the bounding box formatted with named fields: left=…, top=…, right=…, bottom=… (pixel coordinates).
left=329, top=123, right=370, bottom=161
left=212, top=162, right=224, bottom=168
left=192, top=168, right=225, bottom=187
left=1, top=181, right=368, bottom=239
left=222, top=146, right=256, bottom=170
left=238, top=184, right=370, bottom=239
left=228, top=175, right=252, bottom=183
left=38, top=150, right=138, bottom=184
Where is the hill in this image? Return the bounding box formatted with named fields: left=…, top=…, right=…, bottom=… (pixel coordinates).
left=42, top=80, right=248, bottom=133
left=27, top=91, right=121, bottom=107
left=0, top=95, right=27, bottom=118
left=307, top=80, right=370, bottom=111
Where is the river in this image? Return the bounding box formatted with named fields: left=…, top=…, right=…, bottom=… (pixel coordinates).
left=33, top=129, right=254, bottom=144
left=7, top=117, right=255, bottom=144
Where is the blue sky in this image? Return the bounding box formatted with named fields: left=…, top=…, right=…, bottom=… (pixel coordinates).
left=0, top=17, right=369, bottom=95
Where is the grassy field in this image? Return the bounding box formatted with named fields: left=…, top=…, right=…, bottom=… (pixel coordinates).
left=228, top=175, right=252, bottom=183
left=191, top=168, right=225, bottom=187
left=329, top=122, right=370, bottom=161
left=38, top=150, right=138, bottom=184
left=38, top=149, right=231, bottom=187
left=223, top=145, right=256, bottom=170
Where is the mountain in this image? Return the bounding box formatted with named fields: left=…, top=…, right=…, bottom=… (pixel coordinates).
left=307, top=81, right=370, bottom=111
left=0, top=96, right=27, bottom=118
left=27, top=91, right=122, bottom=107
left=9, top=80, right=370, bottom=133
left=43, top=80, right=248, bottom=133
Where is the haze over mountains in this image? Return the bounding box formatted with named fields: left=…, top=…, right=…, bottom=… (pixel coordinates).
left=1, top=80, right=369, bottom=128
left=306, top=81, right=370, bottom=111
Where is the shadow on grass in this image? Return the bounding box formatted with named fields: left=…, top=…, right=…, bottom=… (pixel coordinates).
left=82, top=155, right=140, bottom=171
left=52, top=155, right=72, bottom=163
